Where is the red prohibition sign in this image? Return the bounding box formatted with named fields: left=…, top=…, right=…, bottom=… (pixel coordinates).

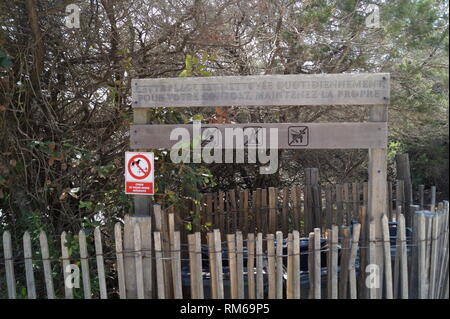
left=128, top=155, right=151, bottom=180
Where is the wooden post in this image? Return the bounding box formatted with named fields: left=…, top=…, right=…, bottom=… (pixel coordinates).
left=368, top=104, right=388, bottom=299
left=395, top=154, right=413, bottom=226
left=132, top=108, right=153, bottom=216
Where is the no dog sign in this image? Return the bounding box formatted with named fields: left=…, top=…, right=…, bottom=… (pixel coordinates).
left=125, top=152, right=154, bottom=195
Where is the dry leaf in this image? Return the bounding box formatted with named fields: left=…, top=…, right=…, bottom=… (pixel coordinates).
left=9, top=159, right=17, bottom=167
left=48, top=143, right=56, bottom=151
left=0, top=105, right=6, bottom=112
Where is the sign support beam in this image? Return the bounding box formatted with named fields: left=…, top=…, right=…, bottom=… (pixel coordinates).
left=368, top=105, right=388, bottom=299
left=132, top=108, right=153, bottom=217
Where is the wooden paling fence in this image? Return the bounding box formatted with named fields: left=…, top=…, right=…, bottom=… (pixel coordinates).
left=173, top=178, right=439, bottom=241
left=1, top=202, right=448, bottom=299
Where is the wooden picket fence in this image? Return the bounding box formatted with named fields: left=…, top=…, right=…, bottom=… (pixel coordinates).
left=172, top=177, right=439, bottom=243
left=1, top=202, right=448, bottom=299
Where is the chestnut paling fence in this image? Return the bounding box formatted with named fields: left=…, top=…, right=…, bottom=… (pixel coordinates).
left=0, top=200, right=448, bottom=299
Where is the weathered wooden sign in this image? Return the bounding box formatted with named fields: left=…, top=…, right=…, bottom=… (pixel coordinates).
left=130, top=122, right=387, bottom=149
left=132, top=73, right=390, bottom=107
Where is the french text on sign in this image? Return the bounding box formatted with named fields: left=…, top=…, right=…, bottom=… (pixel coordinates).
left=125, top=152, right=155, bottom=195
left=132, top=73, right=390, bottom=107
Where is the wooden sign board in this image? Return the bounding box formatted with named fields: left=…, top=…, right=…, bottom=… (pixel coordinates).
left=130, top=122, right=387, bottom=150
left=132, top=73, right=390, bottom=107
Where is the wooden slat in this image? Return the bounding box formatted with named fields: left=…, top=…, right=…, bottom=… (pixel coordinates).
left=398, top=214, right=409, bottom=299
left=308, top=232, right=314, bottom=299
left=417, top=212, right=426, bottom=299
left=291, top=187, right=300, bottom=232
left=207, top=232, right=217, bottom=299
left=313, top=228, right=321, bottom=299
left=255, top=232, right=264, bottom=299
left=267, top=234, right=276, bottom=299
left=276, top=231, right=284, bottom=299
left=286, top=233, right=293, bottom=299
left=339, top=227, right=351, bottom=299
left=172, top=231, right=183, bottom=299
left=335, top=184, right=344, bottom=226
left=23, top=231, right=37, bottom=299
left=188, top=233, right=199, bottom=299
left=235, top=231, right=245, bottom=299
left=218, top=192, right=225, bottom=237
left=213, top=229, right=224, bottom=299
left=79, top=229, right=92, bottom=299
left=114, top=222, right=127, bottom=299
left=428, top=213, right=439, bottom=299
left=419, top=185, right=425, bottom=210
left=261, top=189, right=268, bottom=236
left=329, top=225, right=339, bottom=299
left=357, top=206, right=368, bottom=299
left=123, top=215, right=137, bottom=298
left=227, top=234, right=238, bottom=299
left=368, top=221, right=377, bottom=299
left=61, top=231, right=73, bottom=299
left=39, top=230, right=55, bottom=299
left=240, top=190, right=249, bottom=235
left=132, top=73, right=390, bottom=107
left=94, top=227, right=108, bottom=299
left=281, top=188, right=289, bottom=234
left=247, top=233, right=256, bottom=299
left=381, top=215, right=393, bottom=299
left=325, top=186, right=333, bottom=229
left=136, top=216, right=153, bottom=299
left=153, top=231, right=165, bottom=299
left=3, top=231, right=16, bottom=299
left=134, top=223, right=145, bottom=299
left=254, top=189, right=261, bottom=233
left=292, top=230, right=301, bottom=299
left=268, top=187, right=277, bottom=234
left=228, top=190, right=238, bottom=233
left=131, top=122, right=388, bottom=150
left=349, top=223, right=361, bottom=299
left=430, top=186, right=436, bottom=211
